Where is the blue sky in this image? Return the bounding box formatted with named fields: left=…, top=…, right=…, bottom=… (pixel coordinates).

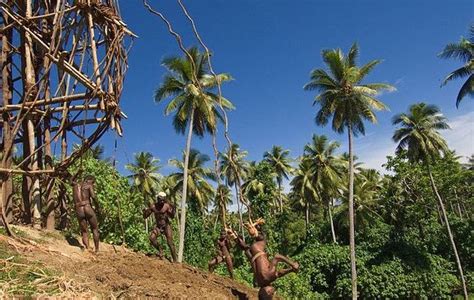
left=101, top=0, right=474, bottom=175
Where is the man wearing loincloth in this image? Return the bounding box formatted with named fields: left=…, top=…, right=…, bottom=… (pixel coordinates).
left=73, top=175, right=100, bottom=252
left=143, top=192, right=177, bottom=262
left=208, top=229, right=234, bottom=278
left=228, top=218, right=299, bottom=300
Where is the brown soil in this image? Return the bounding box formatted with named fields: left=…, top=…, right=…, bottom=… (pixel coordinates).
left=1, top=226, right=258, bottom=299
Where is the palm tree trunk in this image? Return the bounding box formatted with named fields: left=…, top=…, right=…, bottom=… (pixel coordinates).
left=235, top=184, right=244, bottom=237
left=278, top=182, right=283, bottom=213
left=177, top=108, right=195, bottom=263
left=427, top=165, right=468, bottom=299
left=213, top=209, right=220, bottom=231
left=454, top=189, right=463, bottom=220
left=144, top=194, right=149, bottom=232
left=305, top=200, right=309, bottom=232
left=347, top=125, right=357, bottom=300
left=329, top=199, right=337, bottom=243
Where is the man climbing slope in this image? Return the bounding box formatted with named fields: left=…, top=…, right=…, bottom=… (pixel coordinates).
left=143, top=192, right=178, bottom=262
left=208, top=228, right=234, bottom=278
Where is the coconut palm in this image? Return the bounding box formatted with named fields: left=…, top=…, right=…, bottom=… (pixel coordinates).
left=336, top=168, right=383, bottom=230
left=219, top=144, right=249, bottom=234
left=304, top=135, right=344, bottom=243
left=392, top=102, right=468, bottom=299
left=242, top=161, right=268, bottom=199
left=304, top=43, right=394, bottom=298
left=169, top=149, right=216, bottom=214
left=213, top=184, right=233, bottom=228
left=155, top=47, right=234, bottom=262
left=159, top=175, right=180, bottom=206
left=126, top=152, right=161, bottom=232
left=439, top=25, right=474, bottom=107
left=73, top=144, right=109, bottom=162
left=126, top=152, right=162, bottom=206
left=263, top=146, right=293, bottom=212
left=463, top=154, right=474, bottom=170
left=290, top=157, right=318, bottom=231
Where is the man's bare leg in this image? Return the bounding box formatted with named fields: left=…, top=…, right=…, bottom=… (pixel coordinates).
left=150, top=230, right=164, bottom=258
left=270, top=254, right=299, bottom=271
left=79, top=218, right=90, bottom=250
left=165, top=225, right=177, bottom=262
left=87, top=208, right=100, bottom=252
left=208, top=256, right=222, bottom=273
left=224, top=255, right=234, bottom=278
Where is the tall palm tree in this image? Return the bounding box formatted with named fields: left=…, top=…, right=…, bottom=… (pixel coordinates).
left=392, top=103, right=468, bottom=299
left=126, top=152, right=161, bottom=232
left=219, top=144, right=249, bottom=234
left=304, top=135, right=344, bottom=243
left=304, top=43, right=394, bottom=299
left=213, top=184, right=233, bottom=228
left=263, top=146, right=293, bottom=212
left=159, top=175, right=180, bottom=206
left=155, top=47, right=234, bottom=262
left=336, top=168, right=383, bottom=230
left=126, top=152, right=162, bottom=206
left=169, top=149, right=216, bottom=214
left=290, top=157, right=318, bottom=231
left=439, top=25, right=474, bottom=107
left=242, top=161, right=267, bottom=199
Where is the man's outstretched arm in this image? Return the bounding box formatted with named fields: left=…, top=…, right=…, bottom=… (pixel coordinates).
left=143, top=204, right=154, bottom=219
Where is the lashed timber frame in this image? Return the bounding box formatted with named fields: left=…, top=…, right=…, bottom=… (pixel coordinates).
left=0, top=0, right=134, bottom=230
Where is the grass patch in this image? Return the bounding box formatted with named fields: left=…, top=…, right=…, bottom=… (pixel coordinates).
left=40, top=230, right=63, bottom=240
left=11, top=227, right=28, bottom=238
left=0, top=241, right=62, bottom=297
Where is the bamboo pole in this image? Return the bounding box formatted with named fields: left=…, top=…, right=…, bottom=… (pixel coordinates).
left=23, top=0, right=42, bottom=229
left=86, top=9, right=104, bottom=109
left=1, top=1, right=13, bottom=233
left=0, top=93, right=88, bottom=112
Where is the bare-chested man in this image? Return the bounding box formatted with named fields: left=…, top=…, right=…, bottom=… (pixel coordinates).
left=73, top=175, right=100, bottom=252
left=208, top=229, right=234, bottom=278
left=143, top=192, right=177, bottom=262
left=228, top=219, right=299, bottom=300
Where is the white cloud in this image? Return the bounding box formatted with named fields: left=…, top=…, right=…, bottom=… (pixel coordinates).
left=351, top=110, right=474, bottom=172
left=445, top=111, right=474, bottom=161
left=353, top=133, right=395, bottom=173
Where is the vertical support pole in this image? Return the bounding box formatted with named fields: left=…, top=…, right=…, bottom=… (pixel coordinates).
left=23, top=0, right=41, bottom=228
left=1, top=1, right=14, bottom=225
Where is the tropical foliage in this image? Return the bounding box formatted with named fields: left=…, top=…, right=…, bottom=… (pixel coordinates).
left=439, top=25, right=474, bottom=107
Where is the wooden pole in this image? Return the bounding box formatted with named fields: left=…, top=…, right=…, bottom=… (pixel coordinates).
left=86, top=10, right=104, bottom=109
left=23, top=0, right=42, bottom=229
left=1, top=1, right=14, bottom=225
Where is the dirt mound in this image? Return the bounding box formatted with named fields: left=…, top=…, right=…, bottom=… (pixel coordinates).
left=0, top=226, right=258, bottom=299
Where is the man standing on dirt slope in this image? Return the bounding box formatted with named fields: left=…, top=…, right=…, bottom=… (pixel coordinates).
left=228, top=219, right=299, bottom=300
left=208, top=229, right=234, bottom=278
left=73, top=175, right=100, bottom=253
left=143, top=192, right=178, bottom=262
